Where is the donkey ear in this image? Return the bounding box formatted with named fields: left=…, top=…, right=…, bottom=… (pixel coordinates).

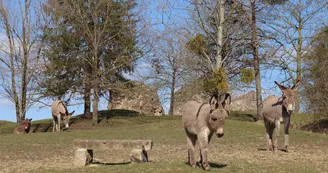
left=219, top=93, right=231, bottom=108
left=291, top=78, right=301, bottom=90
left=274, top=81, right=287, bottom=91
left=28, top=118, right=32, bottom=121
left=60, top=112, right=66, bottom=116
left=69, top=110, right=75, bottom=116
left=209, top=95, right=219, bottom=110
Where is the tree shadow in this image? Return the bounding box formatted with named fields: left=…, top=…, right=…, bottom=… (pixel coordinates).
left=42, top=123, right=53, bottom=132
left=91, top=161, right=131, bottom=166
left=97, top=109, right=141, bottom=124
left=229, top=111, right=257, bottom=122
left=32, top=124, right=40, bottom=133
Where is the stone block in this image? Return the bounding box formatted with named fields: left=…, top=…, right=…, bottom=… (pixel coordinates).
left=74, top=148, right=93, bottom=166
left=130, top=149, right=148, bottom=163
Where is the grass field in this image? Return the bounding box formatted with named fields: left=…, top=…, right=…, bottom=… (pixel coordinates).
left=0, top=110, right=327, bottom=173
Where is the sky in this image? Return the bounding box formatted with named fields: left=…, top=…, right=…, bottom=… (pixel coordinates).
left=0, top=0, right=314, bottom=122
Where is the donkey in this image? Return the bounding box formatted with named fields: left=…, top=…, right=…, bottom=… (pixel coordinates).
left=51, top=100, right=75, bottom=132
left=13, top=118, right=32, bottom=134
left=182, top=93, right=231, bottom=170
left=262, top=79, right=300, bottom=152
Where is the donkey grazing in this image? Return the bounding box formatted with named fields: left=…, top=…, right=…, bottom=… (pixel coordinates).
left=51, top=100, right=75, bottom=132
left=182, top=93, right=231, bottom=170
left=13, top=118, right=32, bottom=134
left=263, top=79, right=300, bottom=152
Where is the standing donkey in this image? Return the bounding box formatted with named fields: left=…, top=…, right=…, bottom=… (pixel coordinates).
left=182, top=93, right=231, bottom=170
left=51, top=100, right=75, bottom=132
left=262, top=79, right=300, bottom=152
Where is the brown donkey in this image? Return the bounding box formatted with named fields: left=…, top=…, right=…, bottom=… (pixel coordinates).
left=262, top=79, right=300, bottom=152
left=13, top=118, right=32, bottom=134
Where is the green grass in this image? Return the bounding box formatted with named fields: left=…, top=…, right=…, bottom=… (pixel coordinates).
left=1, top=110, right=327, bottom=173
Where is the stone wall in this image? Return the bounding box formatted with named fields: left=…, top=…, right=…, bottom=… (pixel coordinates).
left=228, top=91, right=257, bottom=112
left=108, top=82, right=164, bottom=116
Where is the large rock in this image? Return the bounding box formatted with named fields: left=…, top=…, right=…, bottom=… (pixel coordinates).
left=229, top=91, right=257, bottom=111
left=173, top=82, right=257, bottom=115
left=108, top=82, right=164, bottom=116
left=173, top=83, right=208, bottom=116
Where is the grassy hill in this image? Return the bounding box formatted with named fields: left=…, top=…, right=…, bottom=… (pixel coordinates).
left=0, top=110, right=327, bottom=172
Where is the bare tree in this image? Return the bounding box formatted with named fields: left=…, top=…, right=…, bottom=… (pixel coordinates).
left=0, top=0, right=47, bottom=123
left=144, top=31, right=188, bottom=116
left=261, top=0, right=328, bottom=113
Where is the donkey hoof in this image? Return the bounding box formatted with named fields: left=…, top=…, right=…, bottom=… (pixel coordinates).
left=202, top=163, right=210, bottom=171
left=284, top=146, right=289, bottom=152
left=191, top=164, right=196, bottom=168
left=203, top=165, right=210, bottom=171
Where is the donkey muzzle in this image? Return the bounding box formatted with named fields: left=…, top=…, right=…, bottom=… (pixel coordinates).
left=216, top=128, right=224, bottom=138
left=287, top=104, right=294, bottom=114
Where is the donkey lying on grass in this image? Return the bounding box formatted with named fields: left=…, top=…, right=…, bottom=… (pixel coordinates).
left=182, top=93, right=231, bottom=171
left=263, top=79, right=300, bottom=152
left=51, top=100, right=75, bottom=132
left=13, top=118, right=32, bottom=134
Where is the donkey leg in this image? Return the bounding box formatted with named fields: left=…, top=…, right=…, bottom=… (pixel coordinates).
left=186, top=133, right=197, bottom=168
left=57, top=114, right=61, bottom=132
left=274, top=120, right=280, bottom=153
left=283, top=116, right=291, bottom=152
left=198, top=134, right=210, bottom=171
left=264, top=118, right=274, bottom=151
left=52, top=118, right=56, bottom=132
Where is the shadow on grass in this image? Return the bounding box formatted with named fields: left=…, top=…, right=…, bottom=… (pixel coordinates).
left=42, top=123, right=52, bottom=132
left=209, top=162, right=227, bottom=169
left=301, top=119, right=328, bottom=134
left=92, top=161, right=131, bottom=166
left=229, top=111, right=257, bottom=122
left=97, top=109, right=141, bottom=124
left=185, top=162, right=227, bottom=169
left=257, top=148, right=268, bottom=151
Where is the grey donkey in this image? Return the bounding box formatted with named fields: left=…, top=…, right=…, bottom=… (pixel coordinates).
left=51, top=100, right=75, bottom=132
left=182, top=93, right=231, bottom=170
left=263, top=79, right=300, bottom=152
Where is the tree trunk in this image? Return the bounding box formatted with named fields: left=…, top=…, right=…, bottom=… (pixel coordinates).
left=251, top=0, right=263, bottom=121
left=92, top=52, right=99, bottom=125
left=168, top=72, right=176, bottom=116
left=295, top=25, right=303, bottom=113
left=92, top=86, right=99, bottom=125
left=83, top=72, right=91, bottom=118
left=216, top=0, right=226, bottom=68
left=84, top=85, right=91, bottom=118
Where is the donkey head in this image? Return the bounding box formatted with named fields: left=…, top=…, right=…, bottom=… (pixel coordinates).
left=21, top=118, right=32, bottom=132
left=208, top=93, right=231, bottom=138
left=275, top=78, right=301, bottom=114
left=60, top=110, right=75, bottom=129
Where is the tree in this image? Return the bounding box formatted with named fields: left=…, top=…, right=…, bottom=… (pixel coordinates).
left=42, top=0, right=140, bottom=124
left=0, top=0, right=47, bottom=123
left=186, top=0, right=251, bottom=95
left=262, top=0, right=328, bottom=113
left=248, top=0, right=289, bottom=120
left=303, top=26, right=328, bottom=119
left=145, top=32, right=187, bottom=116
